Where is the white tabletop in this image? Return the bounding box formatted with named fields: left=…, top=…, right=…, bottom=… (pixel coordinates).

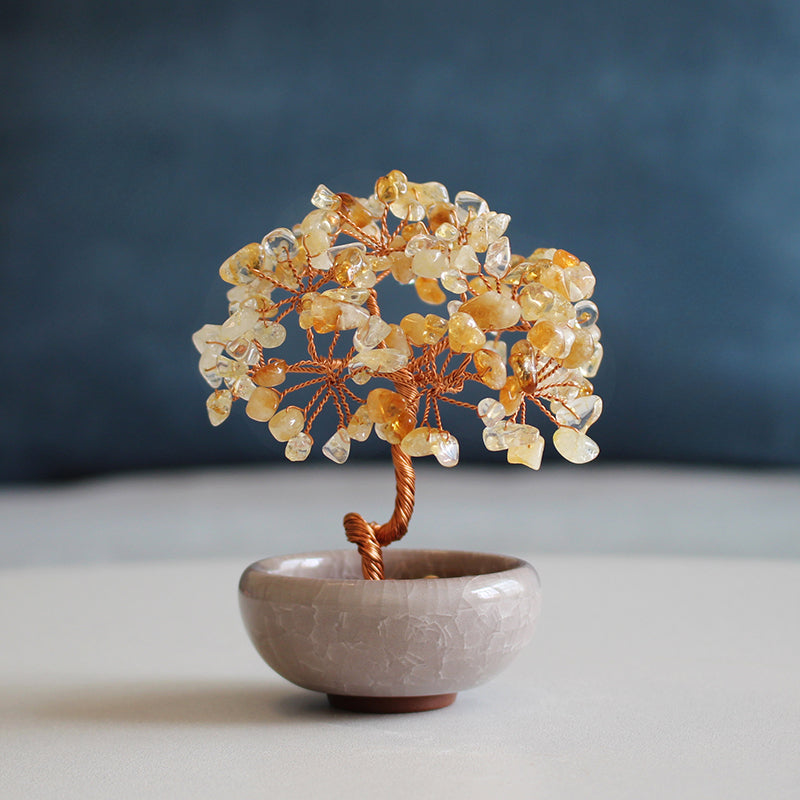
left=1, top=554, right=798, bottom=799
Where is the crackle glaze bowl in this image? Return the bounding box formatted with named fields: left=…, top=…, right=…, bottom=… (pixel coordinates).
left=239, top=549, right=541, bottom=712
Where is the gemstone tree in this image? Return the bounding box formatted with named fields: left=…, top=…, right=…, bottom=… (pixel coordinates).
left=194, top=171, right=604, bottom=579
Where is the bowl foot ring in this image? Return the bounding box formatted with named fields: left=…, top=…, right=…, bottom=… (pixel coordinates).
left=327, top=692, right=457, bottom=713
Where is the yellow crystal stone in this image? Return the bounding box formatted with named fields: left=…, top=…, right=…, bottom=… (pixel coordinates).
left=332, top=244, right=375, bottom=289
left=346, top=405, right=373, bottom=442
left=400, top=426, right=435, bottom=457
left=411, top=243, right=449, bottom=279
left=375, top=170, right=407, bottom=204
left=384, top=324, right=412, bottom=357
left=252, top=359, right=287, bottom=387
left=349, top=348, right=409, bottom=374
left=433, top=222, right=459, bottom=242
left=527, top=320, right=576, bottom=360
left=219, top=243, right=261, bottom=285
left=232, top=375, right=256, bottom=400
left=459, top=291, right=521, bottom=330
left=268, top=406, right=305, bottom=442
left=448, top=312, right=486, bottom=353
left=386, top=251, right=414, bottom=284
left=564, top=262, right=595, bottom=301
left=299, top=209, right=339, bottom=236
left=441, top=269, right=469, bottom=293
left=538, top=264, right=571, bottom=299
left=507, top=435, right=545, bottom=470
left=518, top=283, right=556, bottom=321
left=298, top=293, right=340, bottom=334
left=499, top=375, right=523, bottom=415
left=414, top=181, right=449, bottom=207
left=553, top=427, right=599, bottom=464
left=285, top=432, right=313, bottom=462
left=322, top=428, right=351, bottom=464
left=401, top=313, right=447, bottom=346
left=509, top=339, right=538, bottom=392
left=226, top=335, right=259, bottom=365
left=562, top=328, right=595, bottom=369
left=382, top=408, right=417, bottom=444
left=206, top=390, right=232, bottom=426
left=323, top=288, right=370, bottom=305
left=415, top=277, right=446, bottom=305
left=552, top=249, right=580, bottom=269
left=366, top=388, right=407, bottom=423
left=302, top=229, right=331, bottom=260
left=245, top=387, right=280, bottom=422
left=473, top=348, right=507, bottom=390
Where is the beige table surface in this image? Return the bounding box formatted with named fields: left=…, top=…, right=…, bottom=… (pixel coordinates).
left=1, top=553, right=798, bottom=799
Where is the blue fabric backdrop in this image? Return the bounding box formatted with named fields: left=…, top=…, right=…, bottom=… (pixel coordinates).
left=2, top=0, right=799, bottom=481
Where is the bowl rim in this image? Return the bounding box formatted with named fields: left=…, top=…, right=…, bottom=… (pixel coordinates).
left=240, top=547, right=536, bottom=590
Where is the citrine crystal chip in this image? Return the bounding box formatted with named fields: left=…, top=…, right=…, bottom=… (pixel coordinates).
left=473, top=348, right=507, bottom=390
left=366, top=388, right=406, bottom=424
left=252, top=359, right=287, bottom=387
left=553, top=427, right=599, bottom=464
left=268, top=406, right=305, bottom=442
left=346, top=405, right=373, bottom=442
left=414, top=277, right=446, bottom=305
left=400, top=426, right=435, bottom=457
left=219, top=243, right=261, bottom=285
left=245, top=387, right=280, bottom=422
left=447, top=312, right=486, bottom=353
left=459, top=292, right=521, bottom=330
left=206, top=390, right=232, bottom=426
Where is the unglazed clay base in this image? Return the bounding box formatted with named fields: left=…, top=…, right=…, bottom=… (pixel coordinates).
left=239, top=549, right=541, bottom=710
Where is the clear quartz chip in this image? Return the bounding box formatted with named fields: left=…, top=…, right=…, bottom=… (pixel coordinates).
left=429, top=430, right=459, bottom=467
left=253, top=321, right=286, bottom=349
left=354, top=315, right=391, bottom=351
left=285, top=432, right=313, bottom=462
left=262, top=227, right=299, bottom=261
left=477, top=398, right=506, bottom=426
left=322, top=428, right=351, bottom=464
left=484, top=236, right=511, bottom=278
left=550, top=395, right=603, bottom=432
left=311, top=184, right=340, bottom=210
left=454, top=191, right=489, bottom=224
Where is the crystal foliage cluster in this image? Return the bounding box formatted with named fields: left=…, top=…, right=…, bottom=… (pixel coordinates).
left=194, top=171, right=603, bottom=470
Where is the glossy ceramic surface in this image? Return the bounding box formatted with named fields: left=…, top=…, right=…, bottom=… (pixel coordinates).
left=239, top=549, right=541, bottom=699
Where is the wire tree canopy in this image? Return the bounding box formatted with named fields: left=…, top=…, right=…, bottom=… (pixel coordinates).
left=194, top=171, right=603, bottom=578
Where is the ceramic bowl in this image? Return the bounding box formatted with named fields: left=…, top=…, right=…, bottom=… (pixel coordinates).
left=239, top=548, right=541, bottom=712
